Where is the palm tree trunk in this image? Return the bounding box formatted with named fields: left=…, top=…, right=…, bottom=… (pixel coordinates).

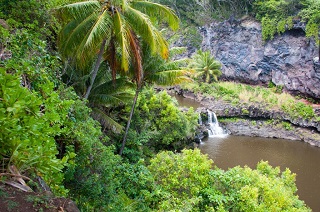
left=206, top=71, right=210, bottom=83
left=119, top=86, right=140, bottom=155
left=84, top=39, right=107, bottom=99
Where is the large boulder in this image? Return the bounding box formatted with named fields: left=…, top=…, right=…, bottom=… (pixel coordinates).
left=200, top=18, right=320, bottom=99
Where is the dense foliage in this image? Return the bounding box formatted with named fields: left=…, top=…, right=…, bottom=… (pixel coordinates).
left=299, top=0, right=320, bottom=41
left=254, top=0, right=296, bottom=40
left=0, top=23, right=73, bottom=194
left=0, top=68, right=68, bottom=194
left=119, top=88, right=198, bottom=161
left=154, top=0, right=255, bottom=25
left=148, top=149, right=310, bottom=211
left=156, top=0, right=320, bottom=43
left=255, top=0, right=319, bottom=41
left=0, top=0, right=314, bottom=211
left=0, top=0, right=52, bottom=29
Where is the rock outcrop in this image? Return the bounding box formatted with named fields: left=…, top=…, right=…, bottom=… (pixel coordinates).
left=167, top=87, right=320, bottom=147
left=196, top=99, right=320, bottom=133
left=219, top=119, right=320, bottom=147
left=200, top=18, right=320, bottom=99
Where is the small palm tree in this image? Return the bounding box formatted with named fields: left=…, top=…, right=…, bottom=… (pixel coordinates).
left=190, top=50, right=222, bottom=83
left=88, top=74, right=134, bottom=134
left=63, top=64, right=134, bottom=133
left=56, top=0, right=179, bottom=99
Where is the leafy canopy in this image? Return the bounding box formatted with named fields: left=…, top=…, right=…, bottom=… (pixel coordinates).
left=56, top=0, right=179, bottom=71
left=147, top=149, right=311, bottom=211
left=299, top=0, right=320, bottom=42
left=119, top=88, right=198, bottom=161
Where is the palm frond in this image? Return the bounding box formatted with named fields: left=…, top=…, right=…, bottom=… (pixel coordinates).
left=147, top=70, right=192, bottom=86
left=91, top=77, right=135, bottom=94
left=59, top=12, right=98, bottom=58
left=89, top=77, right=134, bottom=106
left=125, top=6, right=169, bottom=59
left=128, top=30, right=143, bottom=85
left=154, top=30, right=169, bottom=59
left=164, top=58, right=189, bottom=70
left=91, top=63, right=112, bottom=87
left=208, top=60, right=221, bottom=70
left=114, top=9, right=131, bottom=71
left=58, top=4, right=113, bottom=67
left=85, top=10, right=112, bottom=50
left=125, top=6, right=157, bottom=53
left=91, top=108, right=124, bottom=133
left=56, top=1, right=100, bottom=22
left=168, top=47, right=187, bottom=58
left=75, top=18, right=112, bottom=65
left=131, top=1, right=179, bottom=31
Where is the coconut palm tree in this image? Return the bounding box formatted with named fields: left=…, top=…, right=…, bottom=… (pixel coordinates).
left=119, top=45, right=192, bottom=155
left=56, top=0, right=179, bottom=99
left=190, top=50, right=222, bottom=83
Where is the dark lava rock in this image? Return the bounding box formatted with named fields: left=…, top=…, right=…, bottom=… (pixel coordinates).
left=200, top=17, right=320, bottom=100
left=169, top=87, right=320, bottom=147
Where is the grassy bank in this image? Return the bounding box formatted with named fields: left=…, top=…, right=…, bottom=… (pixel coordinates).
left=181, top=81, right=319, bottom=120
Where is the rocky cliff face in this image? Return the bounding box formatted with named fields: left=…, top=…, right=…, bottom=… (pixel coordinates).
left=200, top=18, right=320, bottom=99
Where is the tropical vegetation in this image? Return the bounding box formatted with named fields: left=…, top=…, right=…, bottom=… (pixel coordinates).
left=156, top=0, right=320, bottom=42
left=189, top=50, right=222, bottom=83
left=55, top=0, right=179, bottom=96
left=0, top=0, right=317, bottom=211
left=119, top=88, right=198, bottom=161
left=148, top=150, right=310, bottom=211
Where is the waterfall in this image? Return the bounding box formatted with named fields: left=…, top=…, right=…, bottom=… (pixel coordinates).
left=199, top=113, right=203, bottom=125
left=207, top=110, right=227, bottom=137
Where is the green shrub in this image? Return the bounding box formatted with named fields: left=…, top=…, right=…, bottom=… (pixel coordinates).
left=241, top=108, right=250, bottom=115
left=281, top=101, right=314, bottom=119
left=282, top=121, right=293, bottom=130
left=120, top=88, right=198, bottom=160
left=199, top=161, right=310, bottom=211
left=0, top=24, right=77, bottom=194
left=0, top=67, right=71, bottom=195
left=64, top=142, right=122, bottom=211
left=261, top=16, right=278, bottom=40
left=299, top=0, right=320, bottom=43
left=147, top=150, right=310, bottom=211
left=148, top=149, right=212, bottom=210
left=253, top=0, right=302, bottom=40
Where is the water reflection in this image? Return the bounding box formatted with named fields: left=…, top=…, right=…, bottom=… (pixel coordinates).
left=171, top=94, right=201, bottom=109
left=199, top=136, right=320, bottom=211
